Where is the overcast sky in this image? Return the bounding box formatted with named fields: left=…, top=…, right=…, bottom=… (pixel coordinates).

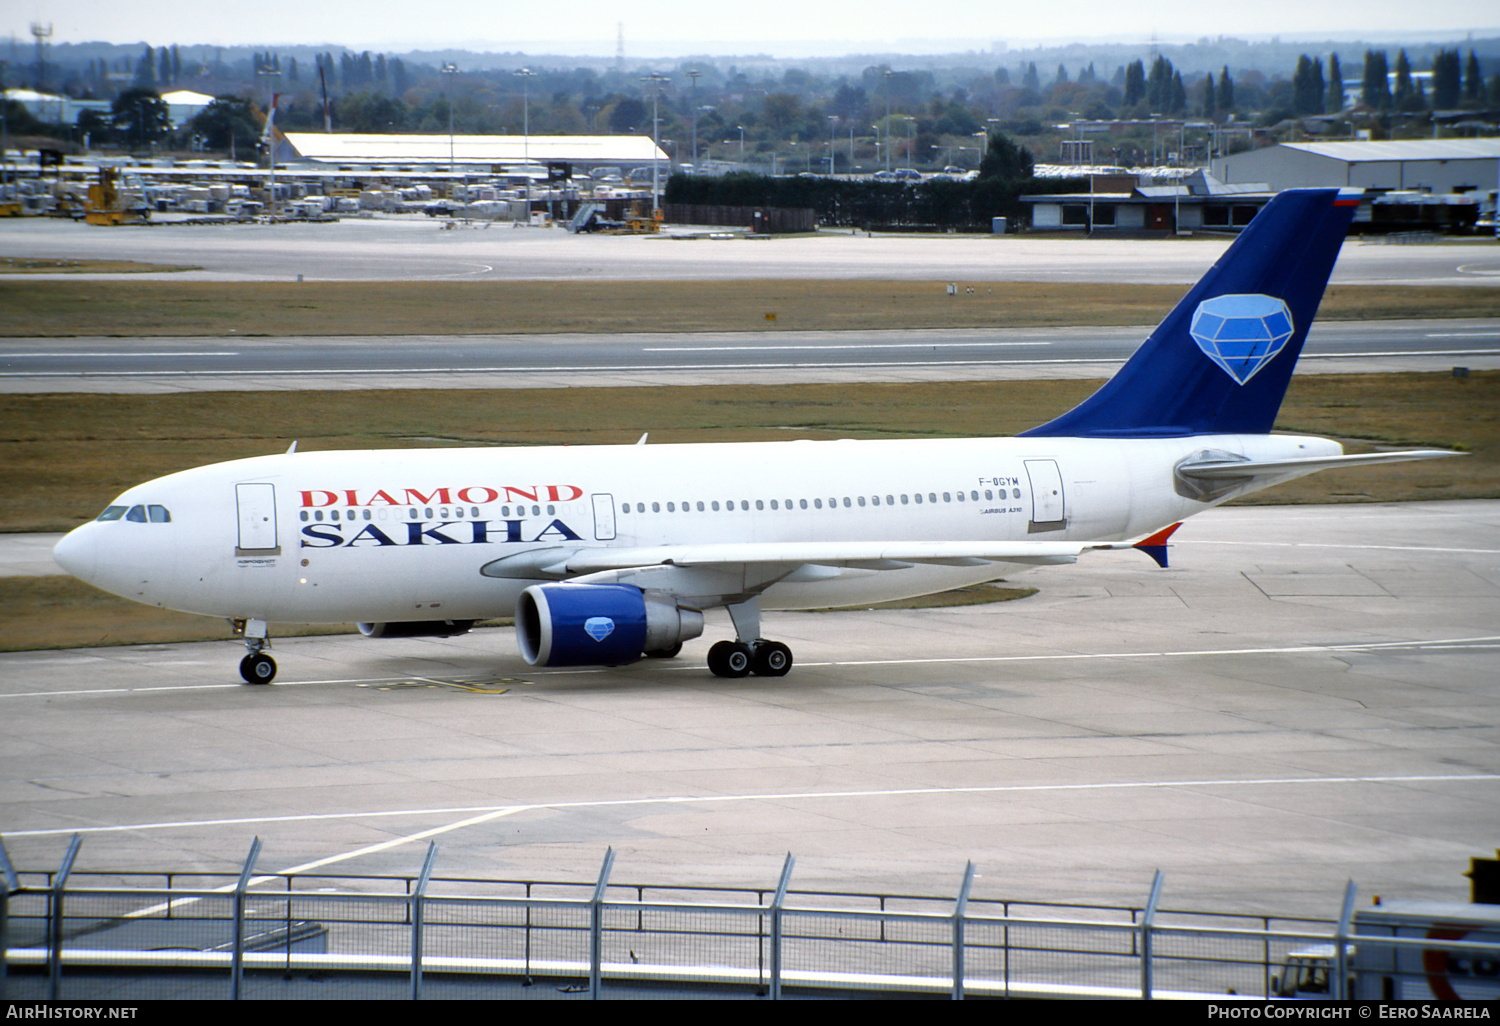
left=5, top=0, right=1498, bottom=56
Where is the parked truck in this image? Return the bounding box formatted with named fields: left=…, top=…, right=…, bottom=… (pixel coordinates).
left=1273, top=901, right=1500, bottom=1000
left=1352, top=901, right=1500, bottom=1000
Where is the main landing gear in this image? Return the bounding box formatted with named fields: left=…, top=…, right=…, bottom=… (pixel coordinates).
left=707, top=639, right=793, bottom=678
left=232, top=618, right=277, bottom=684
left=706, top=598, right=794, bottom=678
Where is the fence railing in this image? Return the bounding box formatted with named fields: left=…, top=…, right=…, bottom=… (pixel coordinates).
left=3, top=835, right=1493, bottom=1000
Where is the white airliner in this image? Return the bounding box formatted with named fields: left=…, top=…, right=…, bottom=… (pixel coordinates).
left=53, top=189, right=1455, bottom=684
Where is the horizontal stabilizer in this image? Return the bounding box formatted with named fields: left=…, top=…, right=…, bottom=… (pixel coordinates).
left=1177, top=449, right=1462, bottom=481
left=1133, top=523, right=1181, bottom=569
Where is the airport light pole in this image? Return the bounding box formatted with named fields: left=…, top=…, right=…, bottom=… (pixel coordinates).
left=642, top=72, right=669, bottom=215
left=0, top=61, right=8, bottom=188
left=883, top=69, right=894, bottom=172
left=827, top=115, right=838, bottom=174
left=686, top=69, right=701, bottom=170
left=897, top=115, right=915, bottom=169
left=735, top=125, right=744, bottom=167
left=514, top=67, right=535, bottom=220
left=257, top=64, right=280, bottom=215
left=441, top=63, right=457, bottom=178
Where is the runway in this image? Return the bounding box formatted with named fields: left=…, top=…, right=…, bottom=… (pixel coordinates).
left=3, top=500, right=1497, bottom=916
left=3, top=215, right=1499, bottom=285
left=3, top=319, right=1496, bottom=392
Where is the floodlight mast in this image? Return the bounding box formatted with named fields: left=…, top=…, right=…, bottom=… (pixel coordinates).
left=257, top=63, right=280, bottom=216
left=642, top=73, right=669, bottom=215
left=883, top=69, right=894, bottom=172
left=686, top=69, right=701, bottom=170
left=441, top=64, right=457, bottom=177
left=515, top=68, right=535, bottom=220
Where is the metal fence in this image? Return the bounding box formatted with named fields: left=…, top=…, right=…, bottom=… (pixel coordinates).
left=1, top=835, right=1493, bottom=1000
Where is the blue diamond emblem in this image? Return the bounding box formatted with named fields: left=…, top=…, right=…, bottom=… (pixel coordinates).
left=1189, top=294, right=1295, bottom=385
left=583, top=617, right=615, bottom=642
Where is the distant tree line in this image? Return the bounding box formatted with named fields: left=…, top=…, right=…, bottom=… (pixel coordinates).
left=664, top=131, right=1081, bottom=229
left=12, top=38, right=1499, bottom=161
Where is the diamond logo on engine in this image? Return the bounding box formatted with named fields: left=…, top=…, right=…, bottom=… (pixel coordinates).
left=583, top=617, right=615, bottom=642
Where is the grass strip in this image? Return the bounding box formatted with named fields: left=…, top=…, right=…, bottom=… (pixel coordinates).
left=0, top=578, right=1033, bottom=653
left=0, top=257, right=200, bottom=274
left=2, top=373, right=1493, bottom=534
left=0, top=576, right=357, bottom=652
left=2, top=279, right=1497, bottom=336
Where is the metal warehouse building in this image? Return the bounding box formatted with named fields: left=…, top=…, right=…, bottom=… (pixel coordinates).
left=1212, top=140, right=1500, bottom=198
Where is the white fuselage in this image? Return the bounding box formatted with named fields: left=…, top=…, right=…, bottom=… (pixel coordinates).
left=56, top=432, right=1341, bottom=624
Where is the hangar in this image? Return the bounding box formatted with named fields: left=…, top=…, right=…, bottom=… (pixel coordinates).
left=280, top=133, right=668, bottom=174
left=1212, top=140, right=1499, bottom=199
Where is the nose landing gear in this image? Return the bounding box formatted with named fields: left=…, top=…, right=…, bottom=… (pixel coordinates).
left=231, top=618, right=277, bottom=684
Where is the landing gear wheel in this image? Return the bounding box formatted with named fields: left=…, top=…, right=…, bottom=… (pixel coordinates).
left=645, top=643, right=683, bottom=659
left=240, top=653, right=277, bottom=684
left=707, top=640, right=753, bottom=678
left=752, top=641, right=793, bottom=677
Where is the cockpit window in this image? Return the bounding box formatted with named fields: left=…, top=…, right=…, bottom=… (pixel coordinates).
left=96, top=505, right=127, bottom=521
left=125, top=505, right=147, bottom=522
left=147, top=505, right=171, bottom=523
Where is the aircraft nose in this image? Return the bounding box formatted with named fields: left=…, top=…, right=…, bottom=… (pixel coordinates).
left=53, top=525, right=98, bottom=581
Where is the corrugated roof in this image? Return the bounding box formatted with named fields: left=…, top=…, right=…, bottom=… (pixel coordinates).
left=283, top=133, right=668, bottom=165
left=161, top=90, right=215, bottom=105
left=1280, top=140, right=1500, bottom=162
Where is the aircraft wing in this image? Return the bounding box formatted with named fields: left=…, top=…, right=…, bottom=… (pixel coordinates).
left=566, top=540, right=1098, bottom=570
left=481, top=540, right=1110, bottom=580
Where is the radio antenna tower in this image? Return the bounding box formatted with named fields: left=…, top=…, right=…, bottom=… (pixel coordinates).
left=30, top=22, right=51, bottom=91
left=615, top=23, right=625, bottom=71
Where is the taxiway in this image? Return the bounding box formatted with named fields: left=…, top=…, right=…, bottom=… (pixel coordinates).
left=3, top=500, right=1497, bottom=916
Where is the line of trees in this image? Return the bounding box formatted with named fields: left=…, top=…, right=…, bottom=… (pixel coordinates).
left=12, top=38, right=1499, bottom=161
left=665, top=130, right=1075, bottom=229
left=1358, top=47, right=1490, bottom=112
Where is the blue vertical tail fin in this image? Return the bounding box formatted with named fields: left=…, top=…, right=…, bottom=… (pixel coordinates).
left=1022, top=188, right=1360, bottom=439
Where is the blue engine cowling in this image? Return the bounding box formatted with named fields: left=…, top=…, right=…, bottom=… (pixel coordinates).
left=516, top=583, right=704, bottom=667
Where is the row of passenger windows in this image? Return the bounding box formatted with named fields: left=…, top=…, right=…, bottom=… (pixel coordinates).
left=621, top=488, right=1023, bottom=515
left=97, top=504, right=171, bottom=523
left=298, top=504, right=555, bottom=523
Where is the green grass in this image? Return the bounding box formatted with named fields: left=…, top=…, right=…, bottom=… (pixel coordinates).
left=3, top=373, right=1493, bottom=534
left=4, top=373, right=1492, bottom=651
left=0, top=257, right=199, bottom=274
left=2, top=279, right=1498, bottom=336
left=0, top=574, right=1032, bottom=653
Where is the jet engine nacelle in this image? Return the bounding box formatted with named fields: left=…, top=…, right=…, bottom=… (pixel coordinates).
left=515, top=583, right=704, bottom=667
left=358, top=620, right=475, bottom=638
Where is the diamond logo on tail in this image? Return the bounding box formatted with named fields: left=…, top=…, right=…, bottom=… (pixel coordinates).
left=583, top=617, right=615, bottom=642
left=1189, top=294, right=1295, bottom=385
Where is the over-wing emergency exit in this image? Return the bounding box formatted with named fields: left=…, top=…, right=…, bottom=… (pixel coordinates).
left=53, top=189, right=1458, bottom=683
